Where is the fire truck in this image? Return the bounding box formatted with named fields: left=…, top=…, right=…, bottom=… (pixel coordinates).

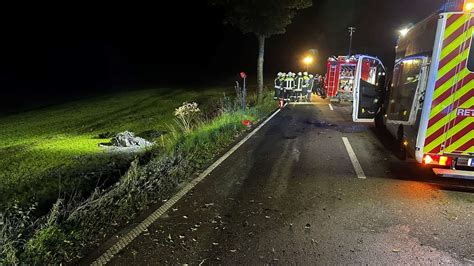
left=325, top=56, right=358, bottom=100
left=352, top=0, right=474, bottom=178
left=325, top=55, right=385, bottom=102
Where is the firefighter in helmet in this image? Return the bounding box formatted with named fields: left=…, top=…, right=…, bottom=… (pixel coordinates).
left=294, top=72, right=304, bottom=102
left=284, top=72, right=295, bottom=102
left=281, top=72, right=286, bottom=100
left=274, top=72, right=284, bottom=100
left=313, top=74, right=320, bottom=95
left=302, top=72, right=311, bottom=102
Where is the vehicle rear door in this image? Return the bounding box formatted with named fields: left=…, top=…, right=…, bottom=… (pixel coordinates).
left=424, top=13, right=474, bottom=157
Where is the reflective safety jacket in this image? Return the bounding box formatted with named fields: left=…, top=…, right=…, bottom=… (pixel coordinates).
left=307, top=77, right=315, bottom=91
left=302, top=76, right=310, bottom=90
left=283, top=76, right=295, bottom=90
left=274, top=77, right=282, bottom=89
left=295, top=76, right=304, bottom=91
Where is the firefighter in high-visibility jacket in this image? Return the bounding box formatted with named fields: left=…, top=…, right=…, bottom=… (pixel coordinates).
left=274, top=72, right=284, bottom=100
left=283, top=72, right=295, bottom=101
left=302, top=72, right=311, bottom=102
left=295, top=72, right=304, bottom=102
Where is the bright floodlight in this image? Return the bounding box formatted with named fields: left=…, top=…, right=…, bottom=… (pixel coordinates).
left=399, top=28, right=410, bottom=37
left=303, top=56, right=314, bottom=65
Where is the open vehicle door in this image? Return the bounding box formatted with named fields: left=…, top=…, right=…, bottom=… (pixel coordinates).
left=352, top=56, right=387, bottom=122
left=386, top=56, right=430, bottom=126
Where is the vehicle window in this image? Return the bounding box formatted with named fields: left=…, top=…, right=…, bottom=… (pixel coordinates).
left=468, top=33, right=474, bottom=72
left=387, top=58, right=423, bottom=122
left=361, top=58, right=380, bottom=85
left=338, top=65, right=356, bottom=93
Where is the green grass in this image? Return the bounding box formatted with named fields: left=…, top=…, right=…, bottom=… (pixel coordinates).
left=0, top=87, right=231, bottom=210
left=0, top=89, right=276, bottom=264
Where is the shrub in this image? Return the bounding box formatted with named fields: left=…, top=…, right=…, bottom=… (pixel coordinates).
left=22, top=225, right=73, bottom=263
left=174, top=102, right=201, bottom=134
left=0, top=202, right=38, bottom=264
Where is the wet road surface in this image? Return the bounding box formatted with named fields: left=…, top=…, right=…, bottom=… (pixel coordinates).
left=86, top=98, right=474, bottom=265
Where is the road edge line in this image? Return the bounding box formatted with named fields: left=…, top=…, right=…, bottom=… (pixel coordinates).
left=91, top=107, right=283, bottom=266
left=289, top=102, right=313, bottom=105
left=342, top=137, right=367, bottom=179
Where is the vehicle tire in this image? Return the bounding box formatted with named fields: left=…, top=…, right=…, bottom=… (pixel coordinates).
left=397, top=126, right=407, bottom=160
left=374, top=109, right=385, bottom=130
left=399, top=141, right=407, bottom=160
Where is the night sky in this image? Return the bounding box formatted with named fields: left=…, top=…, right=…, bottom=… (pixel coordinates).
left=0, top=0, right=445, bottom=112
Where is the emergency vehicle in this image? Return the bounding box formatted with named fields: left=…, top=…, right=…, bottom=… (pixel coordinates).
left=352, top=0, right=474, bottom=178
left=325, top=55, right=385, bottom=102
left=325, top=56, right=357, bottom=99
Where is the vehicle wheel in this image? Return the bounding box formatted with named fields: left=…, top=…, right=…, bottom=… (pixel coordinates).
left=399, top=141, right=407, bottom=160
left=397, top=127, right=407, bottom=160
left=374, top=110, right=385, bottom=130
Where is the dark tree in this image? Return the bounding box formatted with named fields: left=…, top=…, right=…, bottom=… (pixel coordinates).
left=210, top=0, right=312, bottom=102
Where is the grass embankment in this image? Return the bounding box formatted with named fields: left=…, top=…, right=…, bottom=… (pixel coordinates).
left=0, top=87, right=276, bottom=264
left=0, top=88, right=228, bottom=211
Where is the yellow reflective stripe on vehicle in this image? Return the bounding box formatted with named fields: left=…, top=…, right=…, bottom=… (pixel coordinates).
left=444, top=14, right=468, bottom=40
left=427, top=93, right=474, bottom=138
left=444, top=128, right=474, bottom=154
left=438, top=48, right=470, bottom=79
left=440, top=27, right=473, bottom=60
left=424, top=117, right=472, bottom=153
left=429, top=79, right=474, bottom=121
left=432, top=68, right=470, bottom=101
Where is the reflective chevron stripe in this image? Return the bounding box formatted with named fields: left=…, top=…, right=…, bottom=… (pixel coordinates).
left=424, top=13, right=474, bottom=156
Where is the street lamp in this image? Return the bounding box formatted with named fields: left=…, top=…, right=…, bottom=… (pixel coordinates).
left=303, top=56, right=314, bottom=72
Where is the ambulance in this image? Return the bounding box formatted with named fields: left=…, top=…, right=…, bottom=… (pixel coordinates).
left=353, top=0, right=474, bottom=178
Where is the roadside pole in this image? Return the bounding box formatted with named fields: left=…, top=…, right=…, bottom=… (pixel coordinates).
left=240, top=72, right=247, bottom=111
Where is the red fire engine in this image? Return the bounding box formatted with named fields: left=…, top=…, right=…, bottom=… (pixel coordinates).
left=324, top=56, right=357, bottom=99
left=324, top=55, right=384, bottom=102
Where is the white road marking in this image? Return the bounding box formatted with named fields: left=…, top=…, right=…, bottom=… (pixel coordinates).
left=91, top=107, right=284, bottom=266
left=342, top=137, right=367, bottom=179
left=329, top=104, right=334, bottom=111
left=289, top=102, right=314, bottom=105
left=289, top=102, right=330, bottom=105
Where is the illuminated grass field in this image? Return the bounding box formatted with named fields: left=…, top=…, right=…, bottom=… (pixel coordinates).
left=0, top=88, right=229, bottom=210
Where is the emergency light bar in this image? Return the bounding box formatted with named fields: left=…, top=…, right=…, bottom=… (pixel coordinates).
left=441, top=0, right=474, bottom=12
left=464, top=0, right=474, bottom=11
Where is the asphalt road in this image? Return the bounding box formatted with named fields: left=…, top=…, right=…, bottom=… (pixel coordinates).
left=87, top=97, right=474, bottom=265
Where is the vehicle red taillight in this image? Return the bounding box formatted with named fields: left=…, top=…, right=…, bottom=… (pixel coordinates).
left=423, top=155, right=452, bottom=167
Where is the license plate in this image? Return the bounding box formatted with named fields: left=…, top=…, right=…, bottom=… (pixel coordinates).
left=470, top=158, right=474, bottom=167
